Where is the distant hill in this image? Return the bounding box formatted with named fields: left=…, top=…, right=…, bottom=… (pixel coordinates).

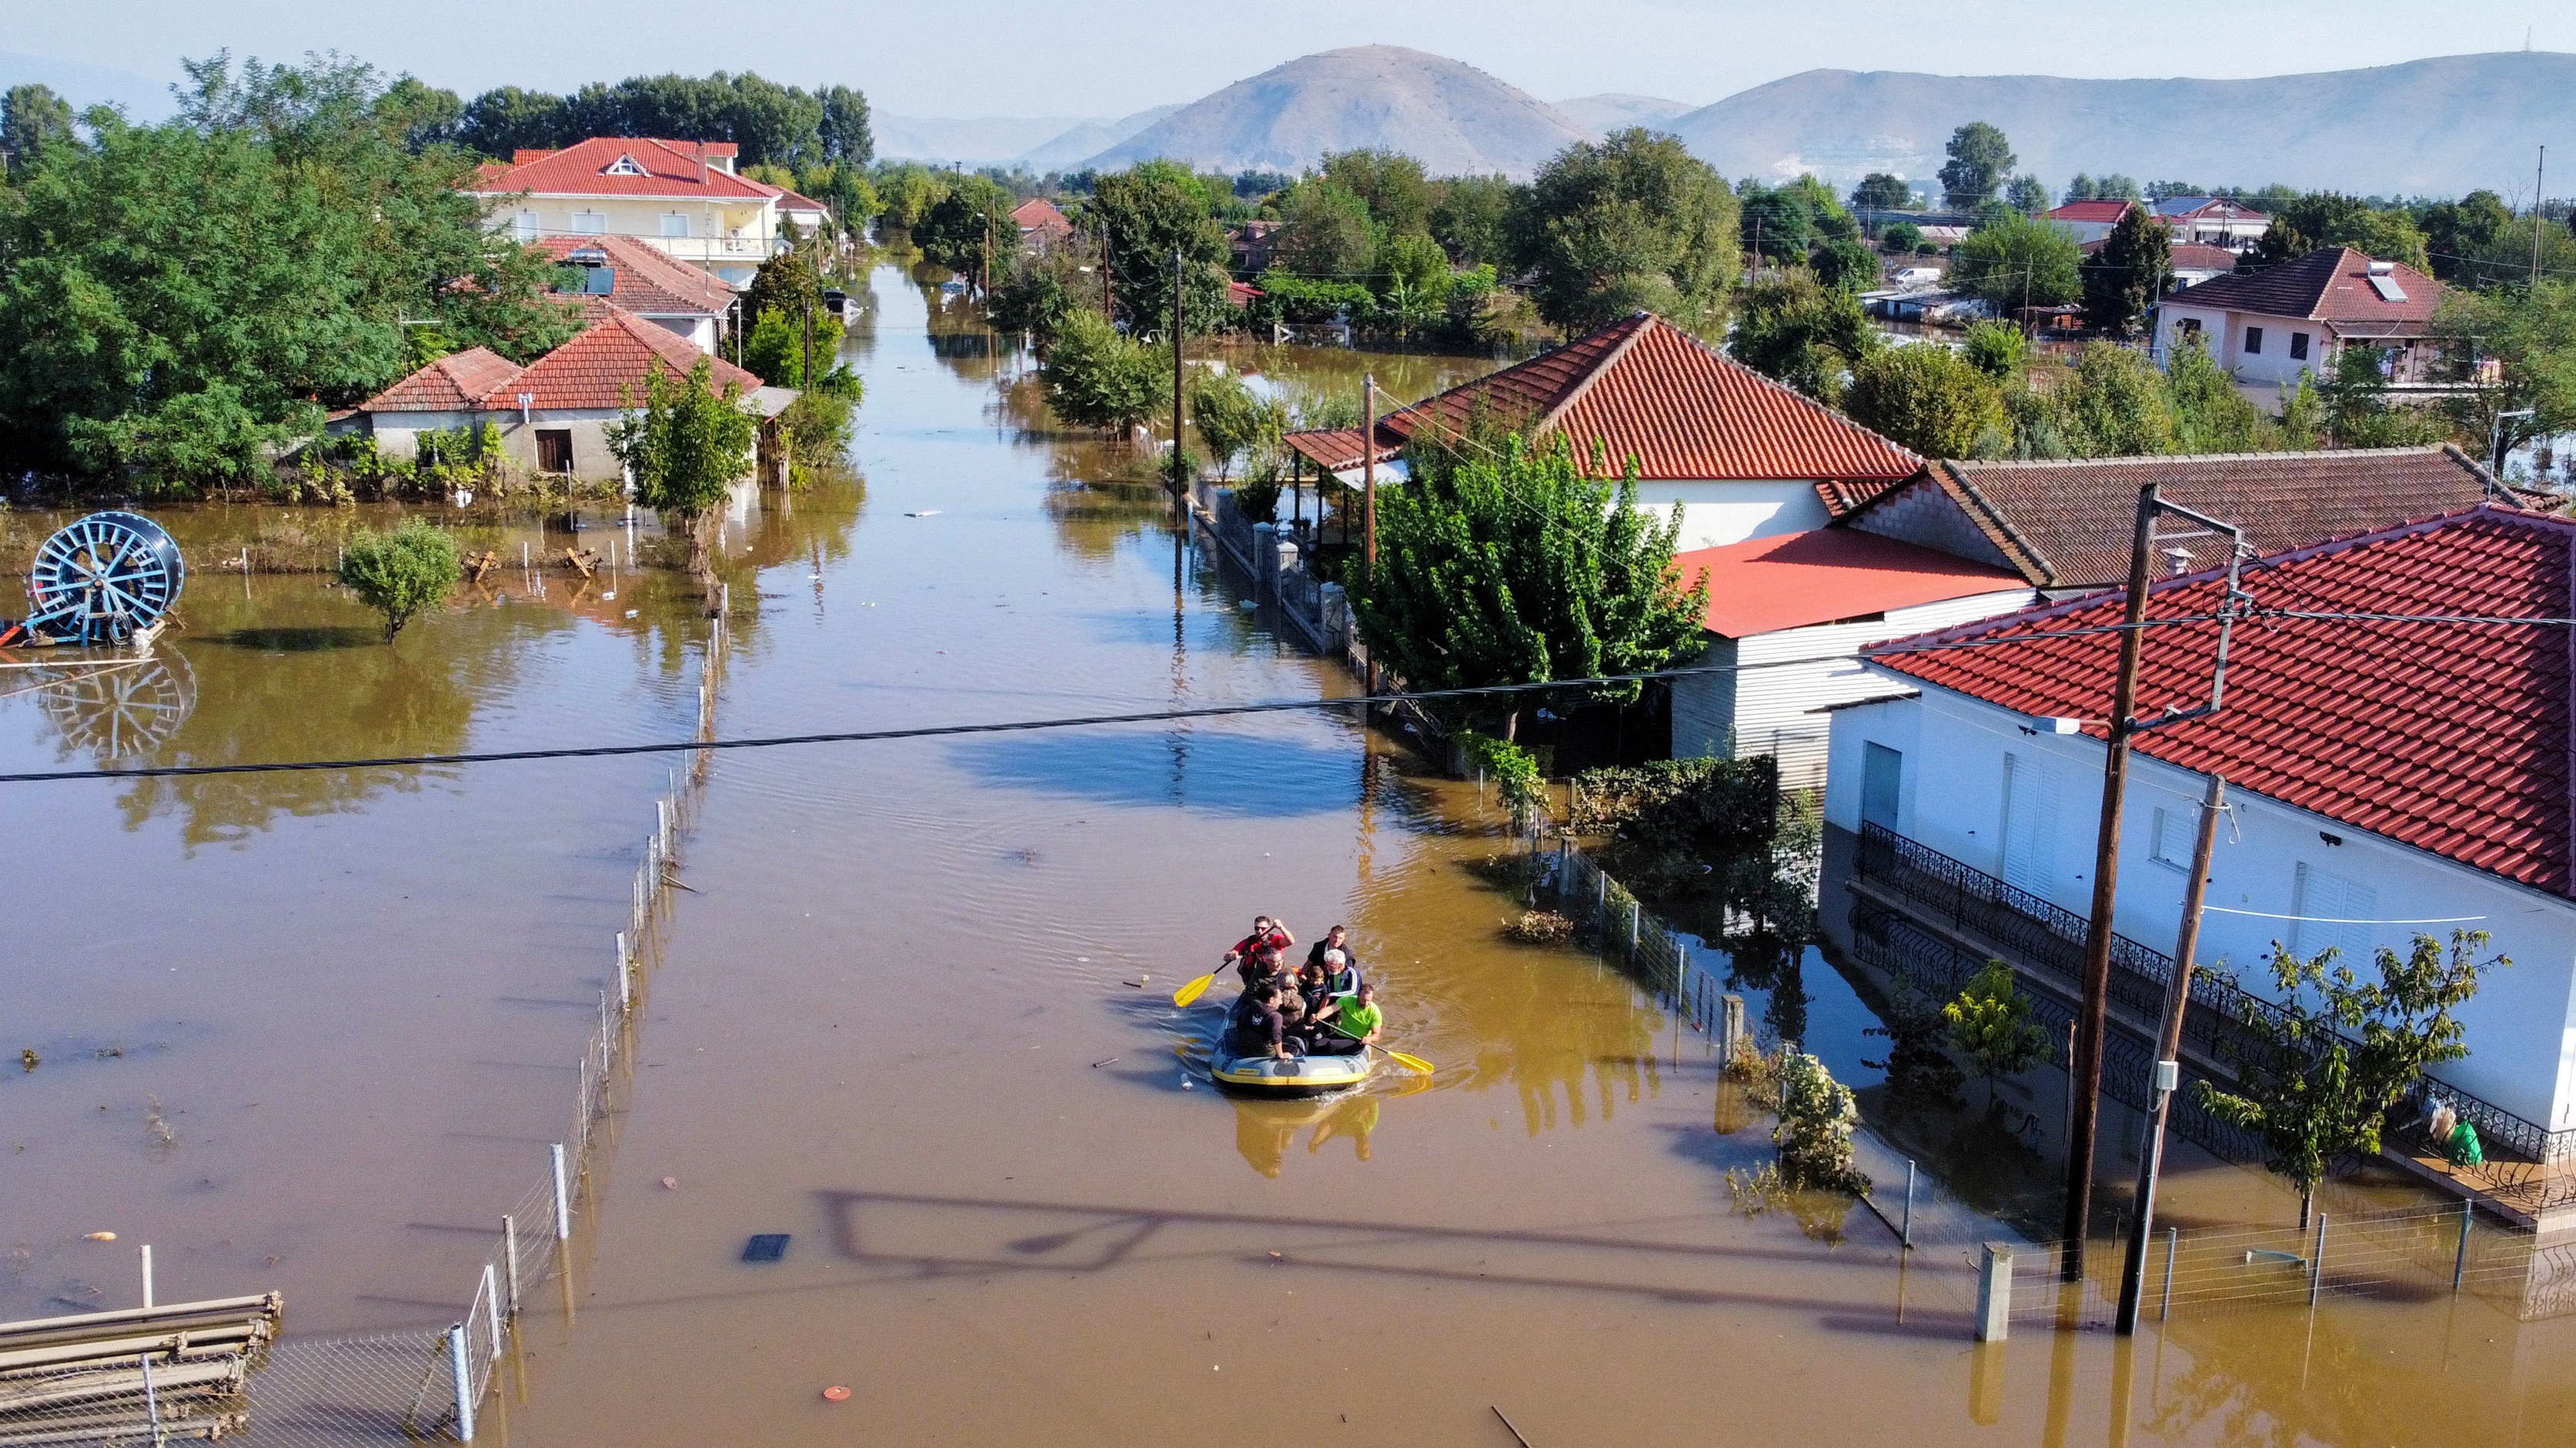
left=0, top=51, right=175, bottom=119
left=1669, top=52, right=2576, bottom=195
left=1082, top=45, right=1591, bottom=179
left=1014, top=105, right=1184, bottom=172
left=1552, top=93, right=1693, bottom=135
left=876, top=113, right=1095, bottom=166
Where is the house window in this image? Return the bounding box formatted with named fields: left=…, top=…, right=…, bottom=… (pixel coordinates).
left=571, top=211, right=608, bottom=235
left=2290, top=862, right=2377, bottom=965
left=2174, top=317, right=2202, bottom=336
left=2244, top=326, right=2264, bottom=355
left=2000, top=752, right=2063, bottom=899
left=660, top=212, right=691, bottom=239
left=513, top=210, right=540, bottom=242
left=1861, top=743, right=1903, bottom=830
left=603, top=153, right=650, bottom=176
left=2290, top=332, right=2310, bottom=362
left=2150, top=807, right=2186, bottom=870
left=536, top=429, right=573, bottom=474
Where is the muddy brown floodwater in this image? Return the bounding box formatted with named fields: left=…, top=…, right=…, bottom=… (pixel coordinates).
left=10, top=266, right=2574, bottom=1446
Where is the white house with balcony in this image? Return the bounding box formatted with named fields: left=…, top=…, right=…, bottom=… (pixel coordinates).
left=469, top=136, right=789, bottom=285
left=1819, top=506, right=2576, bottom=1226
left=2155, top=246, right=2444, bottom=395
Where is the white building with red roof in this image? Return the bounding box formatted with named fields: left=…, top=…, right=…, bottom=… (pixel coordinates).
left=2156, top=245, right=2444, bottom=392
left=469, top=137, right=789, bottom=285
left=2045, top=196, right=2269, bottom=249
left=1823, top=505, right=2576, bottom=1193
left=1667, top=529, right=2032, bottom=786
left=345, top=312, right=778, bottom=482
left=531, top=235, right=737, bottom=352
left=1282, top=312, right=1924, bottom=551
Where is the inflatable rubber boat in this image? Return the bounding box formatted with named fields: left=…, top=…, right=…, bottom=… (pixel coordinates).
left=1209, top=996, right=1374, bottom=1097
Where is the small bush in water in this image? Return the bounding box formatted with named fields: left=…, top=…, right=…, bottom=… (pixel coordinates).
left=338, top=518, right=461, bottom=642
left=1775, top=1049, right=1869, bottom=1194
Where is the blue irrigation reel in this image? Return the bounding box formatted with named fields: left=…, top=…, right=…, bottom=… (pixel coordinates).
left=8, top=511, right=187, bottom=647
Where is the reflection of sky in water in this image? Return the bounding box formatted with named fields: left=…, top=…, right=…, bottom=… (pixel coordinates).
left=948, top=729, right=1360, bottom=817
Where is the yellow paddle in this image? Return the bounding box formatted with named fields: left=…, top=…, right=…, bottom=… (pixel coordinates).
left=1330, top=1021, right=1432, bottom=1075
left=1172, top=972, right=1218, bottom=1007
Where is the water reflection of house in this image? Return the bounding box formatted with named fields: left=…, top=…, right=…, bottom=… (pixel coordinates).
left=1281, top=311, right=1924, bottom=552
left=342, top=311, right=785, bottom=483
left=1822, top=505, right=2576, bottom=1233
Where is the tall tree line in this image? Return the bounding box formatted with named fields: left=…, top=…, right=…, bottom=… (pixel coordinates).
left=441, top=72, right=870, bottom=169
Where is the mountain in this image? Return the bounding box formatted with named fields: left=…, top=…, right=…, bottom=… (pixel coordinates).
left=1552, top=93, right=1693, bottom=135
left=1081, top=45, right=1591, bottom=179
left=0, top=51, right=175, bottom=119
left=1668, top=52, right=2576, bottom=195
left=1014, top=105, right=1185, bottom=172
left=875, top=113, right=1097, bottom=166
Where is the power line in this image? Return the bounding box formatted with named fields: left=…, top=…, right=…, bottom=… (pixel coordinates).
left=0, top=616, right=2215, bottom=786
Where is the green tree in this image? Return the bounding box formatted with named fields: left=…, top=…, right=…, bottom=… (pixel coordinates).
left=1849, top=172, right=1913, bottom=212
left=913, top=171, right=1017, bottom=275
left=2003, top=174, right=2050, bottom=215
left=2057, top=342, right=2178, bottom=455
left=2083, top=202, right=2173, bottom=337
left=2434, top=279, right=2576, bottom=465
left=2251, top=192, right=2431, bottom=272
left=2167, top=335, right=2277, bottom=452
left=2197, top=932, right=2501, bottom=1227
left=376, top=76, right=463, bottom=152
left=1739, top=181, right=1816, bottom=265
left=873, top=163, right=950, bottom=232
left=2, top=83, right=78, bottom=174
left=818, top=84, right=872, bottom=166
left=1428, top=174, right=1522, bottom=266
left=1320, top=148, right=1432, bottom=235
left=1950, top=210, right=2083, bottom=312
left=1938, top=122, right=2015, bottom=210
left=1879, top=219, right=1923, bottom=253
left=1774, top=1049, right=1870, bottom=1193
left=2063, top=174, right=2097, bottom=203
left=1729, top=268, right=1876, bottom=398
left=1186, top=369, right=1285, bottom=479
left=1515, top=128, right=1740, bottom=335
left=2090, top=174, right=2143, bottom=202
left=2317, top=342, right=2448, bottom=449
left=1090, top=159, right=1232, bottom=335
left=1353, top=435, right=1709, bottom=740
left=1844, top=343, right=2005, bottom=459
left=1038, top=307, right=1164, bottom=436
left=1960, top=319, right=2026, bottom=380
left=606, top=356, right=758, bottom=576
left=1942, top=959, right=2047, bottom=1106
left=457, top=85, right=567, bottom=157
left=337, top=517, right=461, bottom=642
left=1271, top=177, right=1378, bottom=279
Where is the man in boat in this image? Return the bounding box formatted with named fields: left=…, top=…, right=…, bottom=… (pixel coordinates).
left=1234, top=982, right=1301, bottom=1060
left=1309, top=982, right=1382, bottom=1056
left=1222, top=916, right=1295, bottom=988
left=1306, top=927, right=1362, bottom=991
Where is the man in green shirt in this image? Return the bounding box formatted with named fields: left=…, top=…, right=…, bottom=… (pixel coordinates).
left=1314, top=982, right=1382, bottom=1054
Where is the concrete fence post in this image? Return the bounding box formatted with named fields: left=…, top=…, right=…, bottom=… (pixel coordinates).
left=2454, top=1203, right=2472, bottom=1290
left=1903, top=1162, right=1916, bottom=1249
left=616, top=933, right=630, bottom=1009
left=551, top=1144, right=572, bottom=1242
left=503, top=1216, right=522, bottom=1316
left=2309, top=1213, right=2328, bottom=1307
left=2162, top=1226, right=2177, bottom=1320
left=448, top=1323, right=476, bottom=1441
left=481, top=1263, right=503, bottom=1355
left=1720, top=995, right=1746, bottom=1068
left=1976, top=1243, right=2014, bottom=1341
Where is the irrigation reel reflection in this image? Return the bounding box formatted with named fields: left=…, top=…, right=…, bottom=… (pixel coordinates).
left=32, top=649, right=197, bottom=759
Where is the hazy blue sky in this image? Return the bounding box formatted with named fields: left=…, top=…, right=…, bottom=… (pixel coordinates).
left=6, top=0, right=2568, bottom=117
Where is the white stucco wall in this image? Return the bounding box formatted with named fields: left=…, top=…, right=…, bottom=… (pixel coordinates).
left=2159, top=304, right=2327, bottom=389
left=1631, top=480, right=1836, bottom=550
left=364, top=409, right=631, bottom=483
left=1826, top=684, right=2576, bottom=1129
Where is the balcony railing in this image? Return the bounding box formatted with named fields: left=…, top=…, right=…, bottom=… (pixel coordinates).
left=1853, top=822, right=2574, bottom=1178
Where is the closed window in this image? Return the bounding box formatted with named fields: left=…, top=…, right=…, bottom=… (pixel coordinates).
left=2000, top=752, right=2063, bottom=899
left=2290, top=862, right=2377, bottom=965
left=2244, top=325, right=2264, bottom=355
left=536, top=429, right=573, bottom=474
left=2290, top=331, right=2310, bottom=362
left=660, top=212, right=691, bottom=239
left=513, top=210, right=540, bottom=241
left=2150, top=806, right=2186, bottom=869
left=570, top=211, right=608, bottom=235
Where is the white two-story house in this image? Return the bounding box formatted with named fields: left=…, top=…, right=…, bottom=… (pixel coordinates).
left=2155, top=246, right=2444, bottom=395
left=1820, top=505, right=2576, bottom=1225
left=469, top=136, right=790, bottom=285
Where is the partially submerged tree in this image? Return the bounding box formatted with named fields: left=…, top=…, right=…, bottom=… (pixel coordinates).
left=1353, top=435, right=1709, bottom=740
left=1039, top=309, right=1164, bottom=438
left=606, top=357, right=758, bottom=579
left=338, top=517, right=461, bottom=642
left=2199, top=931, right=2501, bottom=1228
left=1729, top=269, right=1875, bottom=399
left=1950, top=211, right=2082, bottom=314
left=1943, top=959, right=2047, bottom=1106
left=1186, top=370, right=1285, bottom=481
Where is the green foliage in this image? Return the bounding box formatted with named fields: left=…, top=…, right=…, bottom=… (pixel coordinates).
left=2196, top=931, right=2502, bottom=1223
left=457, top=70, right=862, bottom=168
left=778, top=389, right=856, bottom=485
left=873, top=163, right=950, bottom=232
left=1353, top=435, right=1709, bottom=735
left=2246, top=192, right=2431, bottom=272
left=913, top=171, right=1017, bottom=275
left=1951, top=210, right=2083, bottom=312
left=2316, top=343, right=2449, bottom=449
left=1272, top=177, right=1378, bottom=279
left=2, top=83, right=78, bottom=174
left=1878, top=219, right=1923, bottom=253
left=1739, top=181, right=1816, bottom=263
left=0, top=54, right=579, bottom=492
left=606, top=356, right=757, bottom=535
left=1516, top=128, right=1740, bottom=335
left=1942, top=959, right=2047, bottom=1099
left=2165, top=335, right=2277, bottom=452
left=2003, top=174, right=2050, bottom=214
left=2083, top=202, right=2172, bottom=337
left=1960, top=319, right=2026, bottom=380
left=1038, top=308, right=1164, bottom=435
left=338, top=517, right=461, bottom=642
left=1456, top=729, right=1545, bottom=822
left=1774, top=1049, right=1869, bottom=1193
left=1863, top=986, right=1967, bottom=1106
left=2066, top=174, right=2141, bottom=203
left=1089, top=160, right=1232, bottom=335
left=1186, top=369, right=1285, bottom=479
left=1249, top=271, right=1375, bottom=326
left=2434, top=279, right=2576, bottom=461
left=1428, top=174, right=1522, bottom=267
left=1844, top=344, right=2006, bottom=459
left=1729, top=269, right=1876, bottom=399
left=1849, top=173, right=1913, bottom=212
left=1938, top=122, right=2015, bottom=210
left=2054, top=342, right=2179, bottom=455
left=2419, top=190, right=2515, bottom=282
left=1321, top=149, right=1432, bottom=235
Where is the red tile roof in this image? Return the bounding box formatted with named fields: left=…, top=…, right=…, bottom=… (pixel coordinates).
left=2165, top=246, right=2440, bottom=334
left=531, top=234, right=735, bottom=317
left=490, top=311, right=763, bottom=411
left=469, top=136, right=773, bottom=201
left=1282, top=428, right=1400, bottom=473
left=1012, top=198, right=1071, bottom=234
left=2083, top=239, right=2242, bottom=272
left=1674, top=529, right=2026, bottom=637
left=2047, top=201, right=2137, bottom=223
left=1869, top=505, right=2576, bottom=893
left=361, top=347, right=525, bottom=413
left=1296, top=312, right=1921, bottom=484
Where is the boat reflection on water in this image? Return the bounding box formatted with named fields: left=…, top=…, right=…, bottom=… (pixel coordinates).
left=1232, top=1086, right=1416, bottom=1177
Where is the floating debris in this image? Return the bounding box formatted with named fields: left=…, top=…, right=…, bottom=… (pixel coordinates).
left=742, top=1233, right=790, bottom=1263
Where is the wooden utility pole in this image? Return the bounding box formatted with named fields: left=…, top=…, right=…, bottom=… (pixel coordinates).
left=1362, top=372, right=1380, bottom=701
left=2535, top=146, right=2549, bottom=289
left=2063, top=480, right=2160, bottom=1280
left=2117, top=773, right=2225, bottom=1333
left=802, top=292, right=814, bottom=390
left=1171, top=248, right=1185, bottom=489
left=1100, top=225, right=1113, bottom=318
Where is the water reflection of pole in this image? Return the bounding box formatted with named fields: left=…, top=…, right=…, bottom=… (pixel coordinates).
left=2107, top=1336, right=2137, bottom=1448
left=1169, top=524, right=1188, bottom=803
left=2042, top=1286, right=2080, bottom=1448
left=2118, top=772, right=2225, bottom=1334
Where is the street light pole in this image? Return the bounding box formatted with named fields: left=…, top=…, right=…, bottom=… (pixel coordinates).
left=1171, top=249, right=1185, bottom=490
left=2116, top=772, right=2225, bottom=1333
left=2063, top=480, right=2160, bottom=1280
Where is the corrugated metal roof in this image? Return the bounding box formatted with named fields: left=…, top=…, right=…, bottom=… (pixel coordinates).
left=1674, top=529, right=2026, bottom=637
left=1869, top=506, right=2576, bottom=895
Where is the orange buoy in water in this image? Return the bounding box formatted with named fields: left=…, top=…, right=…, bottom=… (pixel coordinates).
left=821, top=1386, right=851, bottom=1403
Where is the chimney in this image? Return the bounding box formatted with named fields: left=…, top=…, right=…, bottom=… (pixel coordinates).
left=696, top=142, right=707, bottom=189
